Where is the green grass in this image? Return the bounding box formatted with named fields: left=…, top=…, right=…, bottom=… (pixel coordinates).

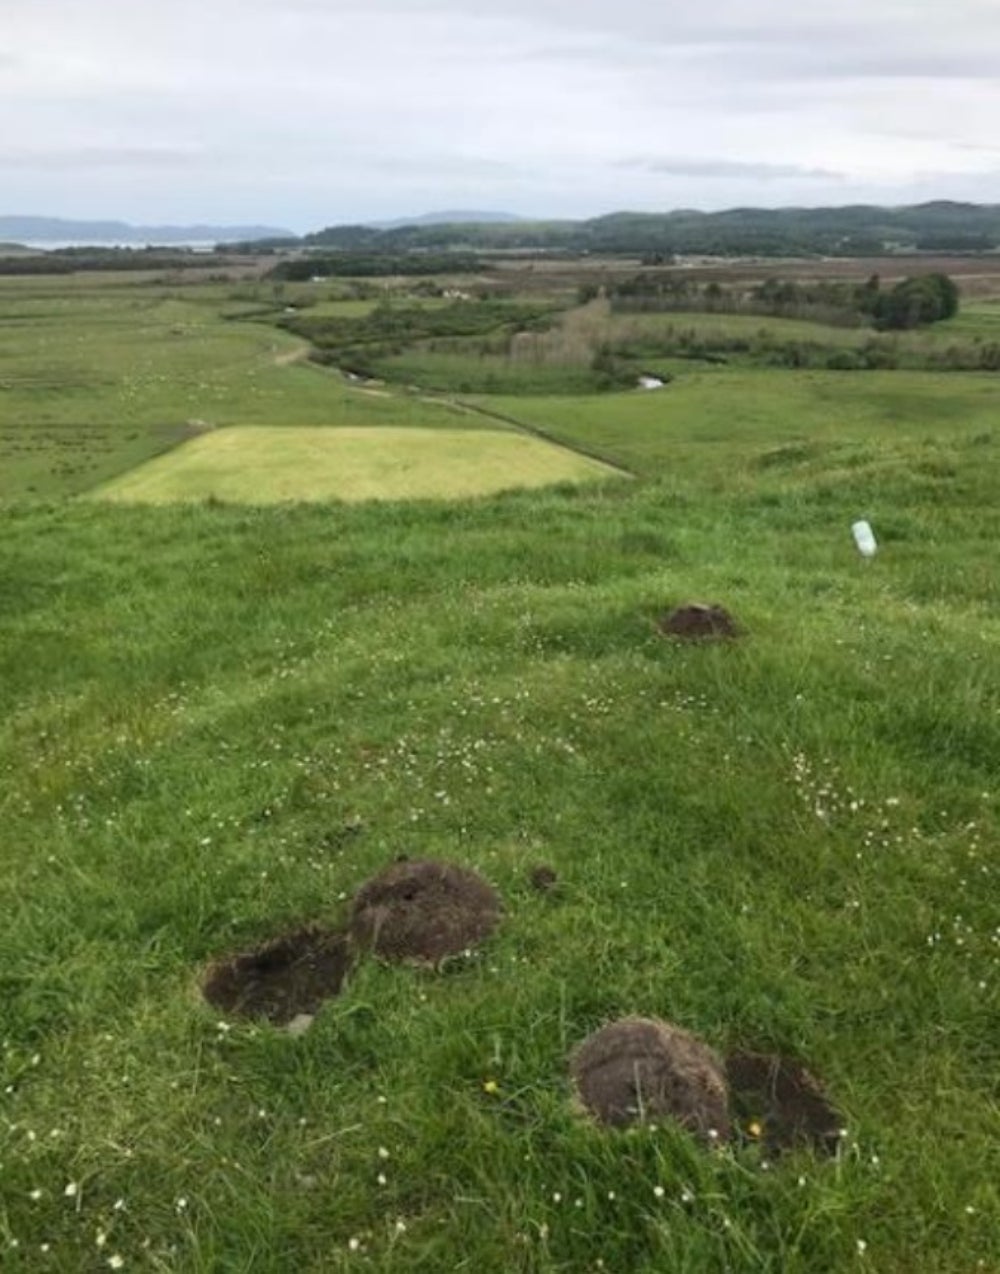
left=476, top=368, right=1000, bottom=480
left=940, top=298, right=1000, bottom=338
left=614, top=309, right=865, bottom=347
left=1, top=271, right=999, bottom=1272
left=0, top=278, right=492, bottom=500
left=91, top=425, right=619, bottom=503
left=369, top=350, right=619, bottom=395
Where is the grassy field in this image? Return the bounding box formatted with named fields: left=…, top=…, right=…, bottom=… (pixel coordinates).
left=0, top=276, right=477, bottom=500
left=349, top=298, right=1000, bottom=396
left=93, top=425, right=619, bottom=503
left=478, top=368, right=1000, bottom=481
left=1, top=265, right=999, bottom=1272
left=608, top=301, right=1000, bottom=360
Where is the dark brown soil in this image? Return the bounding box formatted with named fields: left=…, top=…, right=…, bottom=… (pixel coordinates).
left=726, top=1052, right=842, bottom=1155
left=203, top=928, right=353, bottom=1026
left=529, top=865, right=559, bottom=893
left=349, top=859, right=501, bottom=966
left=572, top=1017, right=730, bottom=1141
left=659, top=603, right=740, bottom=641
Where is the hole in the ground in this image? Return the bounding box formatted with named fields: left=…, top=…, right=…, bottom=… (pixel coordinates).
left=726, top=1051, right=843, bottom=1155
left=203, top=927, right=353, bottom=1026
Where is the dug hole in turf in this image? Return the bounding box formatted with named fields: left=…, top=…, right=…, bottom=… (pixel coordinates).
left=202, top=928, right=353, bottom=1026
left=726, top=1051, right=843, bottom=1156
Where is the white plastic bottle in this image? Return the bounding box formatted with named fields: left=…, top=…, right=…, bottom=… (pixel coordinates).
left=852, top=520, right=878, bottom=558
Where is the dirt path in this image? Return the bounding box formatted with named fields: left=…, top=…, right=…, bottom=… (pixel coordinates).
left=273, top=345, right=309, bottom=367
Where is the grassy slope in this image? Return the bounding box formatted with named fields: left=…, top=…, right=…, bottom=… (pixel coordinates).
left=476, top=368, right=1000, bottom=481
left=91, top=426, right=618, bottom=503
left=2, top=398, right=999, bottom=1270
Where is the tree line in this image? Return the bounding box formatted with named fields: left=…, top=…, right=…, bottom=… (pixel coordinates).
left=608, top=271, right=961, bottom=331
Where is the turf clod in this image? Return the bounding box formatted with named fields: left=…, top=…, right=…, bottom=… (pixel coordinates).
left=350, top=859, right=501, bottom=965
left=529, top=864, right=559, bottom=893
left=659, top=603, right=740, bottom=640
left=572, top=1017, right=730, bottom=1140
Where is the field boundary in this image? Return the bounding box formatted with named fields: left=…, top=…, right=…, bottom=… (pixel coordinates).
left=442, top=396, right=637, bottom=478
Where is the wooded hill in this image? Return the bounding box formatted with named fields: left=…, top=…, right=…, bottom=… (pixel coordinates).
left=292, top=201, right=1000, bottom=257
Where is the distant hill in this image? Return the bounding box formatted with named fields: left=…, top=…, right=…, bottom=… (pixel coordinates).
left=0, top=216, right=294, bottom=244
left=305, top=201, right=1000, bottom=257
left=368, top=211, right=524, bottom=230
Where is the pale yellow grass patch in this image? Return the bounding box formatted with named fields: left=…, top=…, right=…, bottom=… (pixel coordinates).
left=90, top=426, right=619, bottom=504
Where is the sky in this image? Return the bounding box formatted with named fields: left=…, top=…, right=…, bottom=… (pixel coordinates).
left=2, top=0, right=1000, bottom=231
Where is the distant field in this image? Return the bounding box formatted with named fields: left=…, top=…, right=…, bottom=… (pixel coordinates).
left=372, top=349, right=616, bottom=395
left=0, top=277, right=480, bottom=499
left=92, top=425, right=619, bottom=503
left=611, top=299, right=1000, bottom=351
left=5, top=268, right=998, bottom=498
left=478, top=368, right=1000, bottom=480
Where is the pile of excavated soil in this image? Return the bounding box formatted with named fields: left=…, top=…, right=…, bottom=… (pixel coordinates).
left=572, top=1017, right=730, bottom=1140
left=529, top=864, right=559, bottom=893
left=350, top=859, right=501, bottom=966
left=726, top=1051, right=842, bottom=1155
left=659, top=603, right=740, bottom=640
left=202, top=927, right=352, bottom=1026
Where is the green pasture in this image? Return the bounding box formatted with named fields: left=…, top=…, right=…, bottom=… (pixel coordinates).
left=0, top=278, right=477, bottom=500
left=610, top=302, right=1000, bottom=347
left=369, top=350, right=617, bottom=396
left=0, top=266, right=998, bottom=1271
left=92, top=425, right=618, bottom=504
left=479, top=368, right=1000, bottom=481
left=601, top=306, right=1000, bottom=372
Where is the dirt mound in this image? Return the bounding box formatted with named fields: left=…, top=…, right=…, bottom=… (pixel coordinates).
left=529, top=865, right=559, bottom=893
left=349, top=859, right=501, bottom=966
left=659, top=603, right=740, bottom=640
left=726, top=1052, right=842, bottom=1155
left=572, top=1017, right=730, bottom=1140
left=203, top=928, right=352, bottom=1026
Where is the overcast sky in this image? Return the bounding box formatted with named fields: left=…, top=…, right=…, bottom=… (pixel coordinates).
left=3, top=0, right=999, bottom=230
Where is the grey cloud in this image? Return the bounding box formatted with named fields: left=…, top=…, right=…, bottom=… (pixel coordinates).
left=621, top=158, right=844, bottom=181
left=2, top=0, right=999, bottom=224
left=359, top=153, right=520, bottom=178
left=739, top=47, right=1000, bottom=83
left=253, top=0, right=1000, bottom=79
left=0, top=146, right=208, bottom=170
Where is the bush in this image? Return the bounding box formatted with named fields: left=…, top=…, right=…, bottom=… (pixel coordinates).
left=873, top=273, right=960, bottom=330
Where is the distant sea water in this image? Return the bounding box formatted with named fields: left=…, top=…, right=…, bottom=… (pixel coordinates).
left=22, top=240, right=219, bottom=251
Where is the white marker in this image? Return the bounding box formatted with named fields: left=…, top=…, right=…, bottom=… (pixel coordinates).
left=852, top=520, right=878, bottom=558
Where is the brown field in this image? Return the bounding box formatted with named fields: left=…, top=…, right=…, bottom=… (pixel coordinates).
left=488, top=253, right=1000, bottom=299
